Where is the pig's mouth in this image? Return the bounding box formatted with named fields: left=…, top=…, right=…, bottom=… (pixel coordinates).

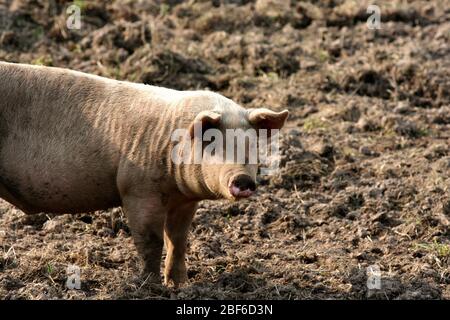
left=229, top=185, right=254, bottom=199
left=227, top=175, right=256, bottom=200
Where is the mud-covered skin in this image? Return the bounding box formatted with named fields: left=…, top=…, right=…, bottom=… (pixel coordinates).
left=0, top=0, right=449, bottom=299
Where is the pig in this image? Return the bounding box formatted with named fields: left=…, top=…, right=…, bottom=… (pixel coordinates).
left=0, top=61, right=288, bottom=286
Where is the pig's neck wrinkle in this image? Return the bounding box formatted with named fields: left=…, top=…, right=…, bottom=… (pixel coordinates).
left=174, top=163, right=217, bottom=201
left=116, top=93, right=216, bottom=201
left=168, top=112, right=217, bottom=200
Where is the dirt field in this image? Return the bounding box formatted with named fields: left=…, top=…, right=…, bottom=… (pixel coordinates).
left=0, top=0, right=449, bottom=299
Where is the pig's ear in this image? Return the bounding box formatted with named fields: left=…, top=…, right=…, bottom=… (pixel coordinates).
left=248, top=108, right=289, bottom=130
left=189, top=110, right=221, bottom=138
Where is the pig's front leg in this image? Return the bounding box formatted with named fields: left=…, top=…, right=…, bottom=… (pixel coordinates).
left=122, top=195, right=167, bottom=283
left=164, top=201, right=197, bottom=287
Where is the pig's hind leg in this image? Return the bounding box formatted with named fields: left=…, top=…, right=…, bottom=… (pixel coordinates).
left=121, top=194, right=167, bottom=283
left=163, top=201, right=197, bottom=287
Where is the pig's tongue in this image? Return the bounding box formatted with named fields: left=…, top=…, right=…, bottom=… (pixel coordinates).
left=230, top=185, right=253, bottom=198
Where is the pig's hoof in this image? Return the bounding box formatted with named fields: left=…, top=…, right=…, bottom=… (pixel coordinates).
left=141, top=271, right=161, bottom=285
left=164, top=272, right=189, bottom=288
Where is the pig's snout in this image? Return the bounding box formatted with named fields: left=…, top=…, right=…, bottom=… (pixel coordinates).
left=228, top=174, right=256, bottom=199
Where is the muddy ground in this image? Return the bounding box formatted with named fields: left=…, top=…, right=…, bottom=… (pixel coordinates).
left=0, top=0, right=449, bottom=299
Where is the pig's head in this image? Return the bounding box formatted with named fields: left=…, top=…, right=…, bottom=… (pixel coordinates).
left=178, top=94, right=288, bottom=201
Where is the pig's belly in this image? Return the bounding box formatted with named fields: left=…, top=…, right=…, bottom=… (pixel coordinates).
left=0, top=170, right=121, bottom=214
left=0, top=144, right=122, bottom=214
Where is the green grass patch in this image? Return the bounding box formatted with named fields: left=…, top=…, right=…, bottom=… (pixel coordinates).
left=160, top=3, right=170, bottom=16
left=31, top=55, right=53, bottom=66
left=303, top=117, right=329, bottom=132
left=414, top=240, right=450, bottom=258
left=73, top=0, right=87, bottom=11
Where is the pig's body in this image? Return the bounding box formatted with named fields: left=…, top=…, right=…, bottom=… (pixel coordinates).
left=0, top=61, right=288, bottom=286
left=0, top=61, right=196, bottom=214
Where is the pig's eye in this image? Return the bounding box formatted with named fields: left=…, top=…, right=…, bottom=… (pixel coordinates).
left=201, top=122, right=218, bottom=135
